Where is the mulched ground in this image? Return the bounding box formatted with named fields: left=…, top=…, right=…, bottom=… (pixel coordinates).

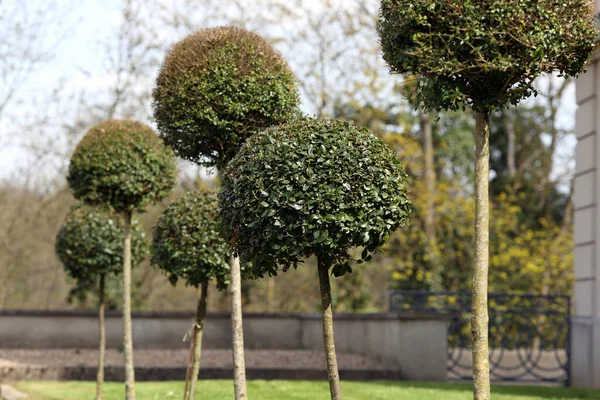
left=0, top=349, right=384, bottom=370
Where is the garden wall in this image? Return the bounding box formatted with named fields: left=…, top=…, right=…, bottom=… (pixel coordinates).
left=0, top=310, right=447, bottom=381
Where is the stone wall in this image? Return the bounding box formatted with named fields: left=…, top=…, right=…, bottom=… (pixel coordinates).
left=0, top=310, right=447, bottom=381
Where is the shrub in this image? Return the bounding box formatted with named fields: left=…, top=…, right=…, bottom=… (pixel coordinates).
left=151, top=189, right=231, bottom=398
left=68, top=119, right=176, bottom=400
left=55, top=203, right=148, bottom=400
left=152, top=26, right=301, bottom=169
left=220, top=118, right=411, bottom=276
left=152, top=190, right=230, bottom=290
left=378, top=0, right=598, bottom=112
left=56, top=204, right=147, bottom=287
left=219, top=117, right=410, bottom=399
left=68, top=120, right=177, bottom=212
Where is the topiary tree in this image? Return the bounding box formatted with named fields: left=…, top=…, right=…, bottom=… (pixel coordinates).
left=151, top=190, right=230, bottom=400
left=152, top=26, right=300, bottom=170
left=56, top=204, right=147, bottom=400
left=377, top=2, right=598, bottom=398
left=219, top=118, right=411, bottom=400
left=68, top=120, right=177, bottom=400
left=152, top=25, right=301, bottom=400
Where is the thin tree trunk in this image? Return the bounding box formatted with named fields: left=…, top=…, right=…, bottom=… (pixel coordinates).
left=182, top=339, right=194, bottom=400
left=230, top=255, right=247, bottom=400
left=420, top=111, right=442, bottom=291
left=421, top=111, right=435, bottom=239
left=217, top=167, right=248, bottom=399
left=535, top=185, right=574, bottom=349
left=122, top=210, right=136, bottom=400
left=188, top=281, right=208, bottom=400
left=267, top=278, right=275, bottom=313
left=318, top=258, right=342, bottom=400
left=96, top=274, right=106, bottom=400
left=506, top=109, right=517, bottom=177
left=472, top=111, right=490, bottom=400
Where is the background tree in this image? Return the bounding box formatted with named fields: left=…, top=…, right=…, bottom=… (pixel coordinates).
left=219, top=118, right=411, bottom=400
left=395, top=80, right=441, bottom=290
left=490, top=78, right=574, bottom=228
left=151, top=190, right=230, bottom=400
left=55, top=204, right=147, bottom=400
left=377, top=1, right=598, bottom=398
left=67, top=120, right=176, bottom=400
left=152, top=25, right=300, bottom=400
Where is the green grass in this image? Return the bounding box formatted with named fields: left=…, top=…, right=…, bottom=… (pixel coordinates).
left=14, top=381, right=600, bottom=400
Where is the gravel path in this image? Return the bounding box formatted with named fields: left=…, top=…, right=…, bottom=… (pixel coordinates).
left=0, top=349, right=384, bottom=370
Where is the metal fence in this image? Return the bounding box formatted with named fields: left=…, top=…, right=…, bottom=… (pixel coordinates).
left=389, top=291, right=570, bottom=385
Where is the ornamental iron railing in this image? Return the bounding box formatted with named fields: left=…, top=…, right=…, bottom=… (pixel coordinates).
left=389, top=291, right=570, bottom=385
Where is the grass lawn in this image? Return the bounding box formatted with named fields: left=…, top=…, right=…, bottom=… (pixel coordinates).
left=14, top=380, right=600, bottom=400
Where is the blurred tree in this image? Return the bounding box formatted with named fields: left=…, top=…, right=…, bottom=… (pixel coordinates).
left=56, top=204, right=147, bottom=400
left=490, top=79, right=574, bottom=228
left=68, top=120, right=176, bottom=400
left=152, top=191, right=230, bottom=400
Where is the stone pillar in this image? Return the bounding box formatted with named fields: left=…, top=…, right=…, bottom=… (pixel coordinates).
left=573, top=51, right=600, bottom=387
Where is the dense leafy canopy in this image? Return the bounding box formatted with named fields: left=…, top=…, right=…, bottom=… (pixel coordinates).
left=152, top=26, right=301, bottom=169
left=68, top=120, right=177, bottom=212
left=56, top=204, right=148, bottom=289
left=377, top=0, right=598, bottom=112
left=151, top=190, right=230, bottom=290
left=219, top=118, right=411, bottom=277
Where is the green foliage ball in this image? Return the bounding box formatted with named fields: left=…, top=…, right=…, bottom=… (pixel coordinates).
left=56, top=204, right=148, bottom=286
left=152, top=26, right=301, bottom=169
left=219, top=118, right=411, bottom=277
left=152, top=190, right=230, bottom=290
left=68, top=120, right=177, bottom=213
left=378, top=0, right=598, bottom=111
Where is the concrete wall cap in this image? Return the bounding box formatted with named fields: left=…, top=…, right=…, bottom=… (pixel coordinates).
left=0, top=309, right=451, bottom=321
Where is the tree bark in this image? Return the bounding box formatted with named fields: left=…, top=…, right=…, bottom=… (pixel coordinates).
left=96, top=274, right=106, bottom=400
left=267, top=278, right=275, bottom=313
left=472, top=111, right=490, bottom=400
left=420, top=111, right=442, bottom=291
left=318, top=258, right=342, bottom=400
left=122, top=210, right=136, bottom=400
left=188, top=281, right=208, bottom=400
left=230, top=255, right=247, bottom=400
left=505, top=109, right=517, bottom=177
left=183, top=340, right=193, bottom=400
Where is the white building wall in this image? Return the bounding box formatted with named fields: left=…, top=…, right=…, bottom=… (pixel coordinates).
left=573, top=52, right=600, bottom=387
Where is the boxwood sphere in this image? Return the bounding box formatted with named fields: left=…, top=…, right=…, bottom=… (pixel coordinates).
left=68, top=120, right=177, bottom=212
left=152, top=190, right=230, bottom=290
left=152, top=26, right=301, bottom=169
left=219, top=118, right=411, bottom=277
left=377, top=0, right=598, bottom=111
left=56, top=204, right=148, bottom=284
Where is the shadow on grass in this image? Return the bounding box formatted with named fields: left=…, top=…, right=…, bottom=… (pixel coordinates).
left=366, top=381, right=600, bottom=399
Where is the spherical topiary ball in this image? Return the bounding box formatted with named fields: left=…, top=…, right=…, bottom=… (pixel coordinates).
left=377, top=0, right=598, bottom=111
left=152, top=190, right=230, bottom=290
left=56, top=204, right=148, bottom=284
left=219, top=118, right=411, bottom=277
left=68, top=120, right=177, bottom=212
left=152, top=26, right=301, bottom=169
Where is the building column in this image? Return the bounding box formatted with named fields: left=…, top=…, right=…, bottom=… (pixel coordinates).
left=573, top=52, right=600, bottom=387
